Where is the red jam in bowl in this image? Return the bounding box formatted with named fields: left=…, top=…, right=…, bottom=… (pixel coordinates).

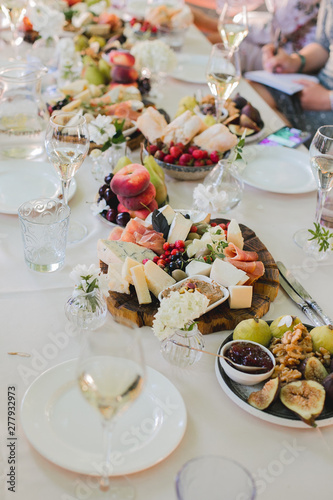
left=226, top=342, right=273, bottom=373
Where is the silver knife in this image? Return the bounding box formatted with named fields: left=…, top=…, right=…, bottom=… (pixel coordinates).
left=277, top=261, right=333, bottom=326
left=279, top=274, right=323, bottom=327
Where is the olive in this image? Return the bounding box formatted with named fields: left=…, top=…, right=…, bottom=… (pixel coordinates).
left=196, top=223, right=209, bottom=235
left=184, top=214, right=191, bottom=219
left=187, top=232, right=200, bottom=240
left=116, top=212, right=131, bottom=227
left=172, top=269, right=187, bottom=282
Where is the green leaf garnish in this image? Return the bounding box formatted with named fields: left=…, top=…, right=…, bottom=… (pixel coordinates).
left=308, top=222, right=333, bottom=252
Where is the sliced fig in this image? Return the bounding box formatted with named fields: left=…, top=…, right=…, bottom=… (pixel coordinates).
left=323, top=373, right=333, bottom=402
left=248, top=377, right=280, bottom=410
left=223, top=112, right=240, bottom=126
left=239, top=114, right=261, bottom=132
left=300, top=357, right=328, bottom=383
left=228, top=124, right=255, bottom=137
left=280, top=380, right=326, bottom=427
left=241, top=103, right=262, bottom=126
left=232, top=93, right=248, bottom=110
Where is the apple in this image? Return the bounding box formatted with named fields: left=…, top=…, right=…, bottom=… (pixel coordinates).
left=118, top=182, right=156, bottom=211
left=111, top=164, right=150, bottom=196
left=109, top=50, right=135, bottom=67
left=111, top=65, right=138, bottom=84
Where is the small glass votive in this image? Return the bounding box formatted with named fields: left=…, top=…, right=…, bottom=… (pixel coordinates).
left=175, top=455, right=256, bottom=500
left=18, top=198, right=70, bottom=272
left=158, top=26, right=189, bottom=52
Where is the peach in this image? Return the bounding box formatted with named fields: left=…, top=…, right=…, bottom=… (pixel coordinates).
left=109, top=50, right=135, bottom=68
left=118, top=183, right=156, bottom=211
left=111, top=164, right=150, bottom=197
left=117, top=199, right=158, bottom=220
left=111, top=65, right=138, bottom=84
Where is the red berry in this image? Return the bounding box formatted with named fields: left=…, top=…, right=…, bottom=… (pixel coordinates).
left=153, top=255, right=159, bottom=263
left=194, top=159, right=205, bottom=167
left=154, top=150, right=165, bottom=161
left=164, top=250, right=170, bottom=256
left=169, top=141, right=174, bottom=147
left=151, top=26, right=157, bottom=33
left=170, top=146, right=182, bottom=159
left=142, top=258, right=149, bottom=264
left=157, top=259, right=166, bottom=267
left=205, top=159, right=213, bottom=165
left=219, top=223, right=227, bottom=230
left=171, top=248, right=179, bottom=256
left=165, top=258, right=171, bottom=264
left=190, top=225, right=197, bottom=233
left=179, top=153, right=193, bottom=166
left=175, top=142, right=185, bottom=150
left=163, top=242, right=170, bottom=251
left=164, top=154, right=176, bottom=164
left=187, top=145, right=198, bottom=154
left=148, top=144, right=158, bottom=155
left=211, top=222, right=217, bottom=227
left=192, top=149, right=205, bottom=160
left=174, top=240, right=185, bottom=249
left=210, top=151, right=220, bottom=163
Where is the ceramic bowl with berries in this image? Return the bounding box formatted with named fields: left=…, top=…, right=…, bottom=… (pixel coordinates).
left=143, top=140, right=225, bottom=181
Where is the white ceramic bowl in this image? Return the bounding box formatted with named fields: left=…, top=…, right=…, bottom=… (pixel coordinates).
left=219, top=339, right=275, bottom=386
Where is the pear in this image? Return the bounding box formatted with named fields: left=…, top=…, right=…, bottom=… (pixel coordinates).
left=113, top=156, right=132, bottom=174
left=143, top=156, right=167, bottom=206
left=98, top=59, right=111, bottom=84
left=82, top=55, right=96, bottom=67
left=144, top=154, right=165, bottom=181
left=83, top=65, right=105, bottom=86
left=310, top=325, right=333, bottom=354
left=74, top=34, right=89, bottom=52
left=233, top=317, right=272, bottom=347
left=270, top=315, right=302, bottom=339
left=89, top=36, right=106, bottom=48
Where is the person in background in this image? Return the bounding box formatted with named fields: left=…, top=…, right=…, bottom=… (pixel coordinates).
left=251, top=0, right=333, bottom=141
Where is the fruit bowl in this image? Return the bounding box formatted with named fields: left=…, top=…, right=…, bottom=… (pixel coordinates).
left=143, top=141, right=223, bottom=181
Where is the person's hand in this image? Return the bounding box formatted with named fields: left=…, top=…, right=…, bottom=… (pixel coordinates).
left=262, top=44, right=300, bottom=73
left=296, top=80, right=331, bottom=111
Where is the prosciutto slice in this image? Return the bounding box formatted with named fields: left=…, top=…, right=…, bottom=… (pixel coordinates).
left=119, top=218, right=165, bottom=255
left=224, top=242, right=258, bottom=262
left=226, top=259, right=264, bottom=276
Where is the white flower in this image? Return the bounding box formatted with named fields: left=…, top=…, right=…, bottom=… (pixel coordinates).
left=90, top=148, right=102, bottom=160
left=90, top=198, right=109, bottom=216
left=70, top=264, right=101, bottom=286
left=131, top=40, right=177, bottom=75
left=29, top=5, right=65, bottom=38
left=88, top=0, right=107, bottom=15
left=153, top=290, right=209, bottom=341
left=88, top=115, right=116, bottom=145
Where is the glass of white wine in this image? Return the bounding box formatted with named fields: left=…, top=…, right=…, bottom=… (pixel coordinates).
left=217, top=0, right=248, bottom=51
left=77, top=321, right=145, bottom=498
left=206, top=43, right=241, bottom=123
left=45, top=112, right=90, bottom=244
left=294, top=125, right=333, bottom=254
left=0, top=0, right=28, bottom=59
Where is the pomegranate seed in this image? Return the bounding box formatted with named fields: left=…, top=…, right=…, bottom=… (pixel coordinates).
left=211, top=222, right=217, bottom=227
left=171, top=249, right=179, bottom=256
left=153, top=256, right=159, bottom=263
left=142, top=258, right=149, bottom=264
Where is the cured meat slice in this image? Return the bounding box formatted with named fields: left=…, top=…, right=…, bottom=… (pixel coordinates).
left=226, top=259, right=264, bottom=276
left=119, top=218, right=165, bottom=255
left=108, top=226, right=124, bottom=240
left=224, top=242, right=258, bottom=262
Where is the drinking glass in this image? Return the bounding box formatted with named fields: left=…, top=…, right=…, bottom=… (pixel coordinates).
left=45, top=112, right=90, bottom=244
left=176, top=455, right=256, bottom=500
left=206, top=43, right=241, bottom=123
left=77, top=322, right=145, bottom=498
left=294, top=125, right=333, bottom=253
left=217, top=0, right=248, bottom=51
left=0, top=0, right=28, bottom=60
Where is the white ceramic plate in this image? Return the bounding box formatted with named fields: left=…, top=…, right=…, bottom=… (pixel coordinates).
left=0, top=160, right=76, bottom=214
left=158, top=275, right=229, bottom=312
left=171, top=54, right=209, bottom=84
left=20, top=360, right=187, bottom=475
left=215, top=332, right=333, bottom=429
left=239, top=145, right=316, bottom=194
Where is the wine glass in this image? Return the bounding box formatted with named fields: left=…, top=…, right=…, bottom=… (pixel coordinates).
left=0, top=0, right=28, bottom=60
left=45, top=112, right=90, bottom=244
left=206, top=43, right=241, bottom=123
left=217, top=0, right=248, bottom=51
left=77, top=321, right=145, bottom=498
left=294, top=125, right=333, bottom=253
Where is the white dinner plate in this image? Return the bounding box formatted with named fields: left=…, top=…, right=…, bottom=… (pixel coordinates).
left=238, top=145, right=316, bottom=194
left=20, top=360, right=187, bottom=475
left=0, top=160, right=76, bottom=214
left=171, top=54, right=209, bottom=84
left=215, top=332, right=333, bottom=429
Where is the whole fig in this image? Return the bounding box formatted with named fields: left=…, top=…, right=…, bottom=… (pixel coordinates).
left=310, top=325, right=333, bottom=354
left=233, top=317, right=272, bottom=347
left=323, top=373, right=333, bottom=402
left=270, top=315, right=302, bottom=339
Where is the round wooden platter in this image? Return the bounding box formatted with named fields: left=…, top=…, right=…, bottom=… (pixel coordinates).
left=101, top=219, right=279, bottom=334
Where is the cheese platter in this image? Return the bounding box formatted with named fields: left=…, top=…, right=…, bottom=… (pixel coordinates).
left=98, top=208, right=279, bottom=333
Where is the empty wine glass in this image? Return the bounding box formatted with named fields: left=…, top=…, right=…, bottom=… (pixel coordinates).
left=294, top=125, right=333, bottom=254
left=45, top=112, right=90, bottom=244
left=217, top=0, right=248, bottom=51
left=0, top=0, right=28, bottom=60
left=206, top=43, right=241, bottom=123
left=77, top=321, right=145, bottom=498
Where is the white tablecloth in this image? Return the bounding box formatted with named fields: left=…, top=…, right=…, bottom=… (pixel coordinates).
left=1, top=25, right=333, bottom=500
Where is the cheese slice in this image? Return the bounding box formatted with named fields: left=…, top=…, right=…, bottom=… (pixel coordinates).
left=97, top=239, right=156, bottom=266
left=159, top=205, right=176, bottom=225
left=167, top=213, right=192, bottom=244
left=186, top=238, right=208, bottom=259
left=122, top=256, right=140, bottom=285
left=107, top=265, right=130, bottom=294
left=227, top=219, right=244, bottom=250
left=144, top=260, right=176, bottom=297
left=61, top=99, right=82, bottom=112
left=60, top=79, right=88, bottom=96
left=210, top=258, right=247, bottom=287
left=186, top=260, right=212, bottom=277
left=74, top=89, right=92, bottom=102
left=130, top=265, right=152, bottom=304
left=228, top=285, right=253, bottom=309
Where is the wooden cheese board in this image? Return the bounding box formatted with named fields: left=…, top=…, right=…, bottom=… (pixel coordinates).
left=101, top=219, right=279, bottom=334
